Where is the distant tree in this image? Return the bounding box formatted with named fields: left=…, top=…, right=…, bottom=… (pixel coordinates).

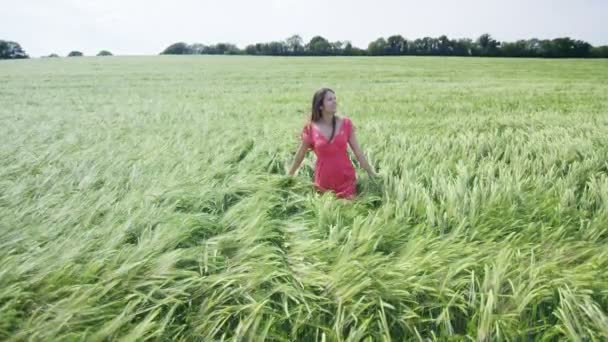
left=544, top=37, right=591, bottom=58
left=68, top=51, right=84, bottom=57
left=409, top=37, right=437, bottom=55
left=343, top=41, right=353, bottom=55
left=47, top=53, right=60, bottom=58
left=368, top=37, right=388, bottom=55
left=437, top=35, right=452, bottom=55
left=204, top=43, right=241, bottom=55
left=255, top=43, right=264, bottom=54
left=350, top=46, right=367, bottom=56
left=526, top=39, right=541, bottom=57
left=591, top=46, right=608, bottom=58
left=538, top=37, right=593, bottom=58
left=97, top=50, right=113, bottom=56
left=189, top=43, right=206, bottom=54
left=387, top=35, right=407, bottom=55
left=409, top=39, right=424, bottom=55
left=214, top=43, right=240, bottom=55
left=286, top=35, right=304, bottom=55
left=160, top=42, right=191, bottom=55
left=330, top=41, right=345, bottom=55
left=0, top=40, right=29, bottom=59
left=264, top=41, right=287, bottom=55
left=306, top=36, right=332, bottom=55
left=245, top=44, right=258, bottom=55
left=500, top=40, right=529, bottom=57
left=572, top=39, right=592, bottom=57
left=474, top=33, right=500, bottom=56
left=452, top=38, right=473, bottom=56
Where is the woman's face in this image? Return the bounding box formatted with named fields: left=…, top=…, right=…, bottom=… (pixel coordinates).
left=321, top=92, right=337, bottom=114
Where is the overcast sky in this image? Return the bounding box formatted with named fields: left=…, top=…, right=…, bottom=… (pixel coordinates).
left=3, top=0, right=607, bottom=57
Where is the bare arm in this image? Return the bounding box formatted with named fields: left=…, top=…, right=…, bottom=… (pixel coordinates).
left=348, top=129, right=377, bottom=177
left=288, top=142, right=310, bottom=176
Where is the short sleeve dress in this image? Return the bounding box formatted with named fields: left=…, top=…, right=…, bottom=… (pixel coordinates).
left=301, top=116, right=357, bottom=199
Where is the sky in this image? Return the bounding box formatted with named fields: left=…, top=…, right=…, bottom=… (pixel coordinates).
left=2, top=0, right=607, bottom=57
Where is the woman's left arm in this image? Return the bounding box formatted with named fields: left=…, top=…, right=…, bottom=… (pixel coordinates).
left=348, top=128, right=377, bottom=178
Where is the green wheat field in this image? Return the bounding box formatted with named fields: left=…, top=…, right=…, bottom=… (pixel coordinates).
left=1, top=56, right=608, bottom=340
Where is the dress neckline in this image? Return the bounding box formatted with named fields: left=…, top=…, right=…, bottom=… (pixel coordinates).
left=312, top=117, right=345, bottom=143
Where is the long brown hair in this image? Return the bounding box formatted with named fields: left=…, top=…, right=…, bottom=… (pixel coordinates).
left=310, top=88, right=337, bottom=142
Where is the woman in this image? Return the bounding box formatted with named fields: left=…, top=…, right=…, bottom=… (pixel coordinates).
left=288, top=87, right=377, bottom=200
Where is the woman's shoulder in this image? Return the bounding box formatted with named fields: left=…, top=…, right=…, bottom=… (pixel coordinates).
left=302, top=118, right=313, bottom=128
left=338, top=114, right=353, bottom=126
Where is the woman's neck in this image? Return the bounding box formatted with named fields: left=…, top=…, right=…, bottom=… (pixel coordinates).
left=320, top=112, right=335, bottom=124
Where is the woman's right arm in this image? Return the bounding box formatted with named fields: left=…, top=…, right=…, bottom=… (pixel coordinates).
left=288, top=142, right=310, bottom=176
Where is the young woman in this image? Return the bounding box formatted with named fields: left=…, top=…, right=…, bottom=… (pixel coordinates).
left=288, top=87, right=377, bottom=200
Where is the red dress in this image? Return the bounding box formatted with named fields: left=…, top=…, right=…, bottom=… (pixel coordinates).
left=301, top=116, right=357, bottom=199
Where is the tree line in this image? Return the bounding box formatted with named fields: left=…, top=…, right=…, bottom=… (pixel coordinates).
left=0, top=40, right=113, bottom=59
left=2, top=34, right=608, bottom=60
left=161, top=34, right=608, bottom=58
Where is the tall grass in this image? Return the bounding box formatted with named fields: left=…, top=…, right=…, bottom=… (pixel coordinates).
left=1, top=56, right=607, bottom=340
